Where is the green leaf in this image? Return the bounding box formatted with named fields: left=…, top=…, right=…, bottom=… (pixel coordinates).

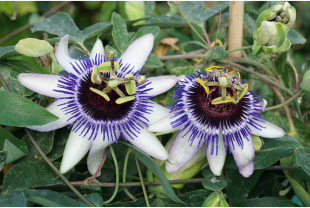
left=0, top=60, right=37, bottom=96
left=47, top=127, right=70, bottom=161
left=2, top=161, right=63, bottom=193
left=285, top=175, right=310, bottom=206
left=0, top=151, right=7, bottom=170
left=233, top=197, right=300, bottom=207
left=0, top=91, right=59, bottom=127
left=295, top=147, right=310, bottom=176
left=121, top=142, right=184, bottom=204
left=129, top=26, right=160, bottom=44
left=226, top=169, right=262, bottom=204
left=0, top=191, right=27, bottom=207
left=0, top=127, right=28, bottom=164
left=178, top=2, right=229, bottom=25
left=165, top=60, right=192, bottom=74
left=205, top=47, right=228, bottom=61
left=111, top=12, right=129, bottom=54
left=19, top=130, right=55, bottom=162
left=140, top=16, right=188, bottom=28
left=288, top=29, right=306, bottom=45
left=202, top=178, right=228, bottom=192
left=143, top=53, right=163, bottom=68
left=107, top=189, right=212, bottom=207
left=0, top=46, right=21, bottom=60
left=78, top=193, right=104, bottom=207
left=23, top=189, right=80, bottom=207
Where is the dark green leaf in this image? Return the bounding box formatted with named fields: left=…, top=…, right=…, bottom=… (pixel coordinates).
left=284, top=175, right=310, bottom=206
left=0, top=151, right=7, bottom=170
left=19, top=130, right=55, bottom=162
left=2, top=161, right=63, bottom=193
left=121, top=142, right=184, bottom=204
left=143, top=53, right=163, bottom=68
left=165, top=60, right=192, bottom=74
left=0, top=91, right=59, bottom=127
left=47, top=127, right=70, bottom=161
left=145, top=1, right=155, bottom=17
left=111, top=12, right=129, bottom=54
left=202, top=178, right=228, bottom=192
left=0, top=46, right=21, bottom=60
left=178, top=2, right=229, bottom=25
left=233, top=197, right=300, bottom=207
left=226, top=169, right=262, bottom=204
left=205, top=47, right=229, bottom=61
left=107, top=189, right=211, bottom=207
left=129, top=26, right=160, bottom=44
left=0, top=127, right=28, bottom=164
left=23, top=189, right=80, bottom=207
left=288, top=29, right=306, bottom=45
left=141, top=16, right=187, bottom=28
left=0, top=191, right=27, bottom=207
left=78, top=193, right=104, bottom=207
left=295, top=147, right=310, bottom=176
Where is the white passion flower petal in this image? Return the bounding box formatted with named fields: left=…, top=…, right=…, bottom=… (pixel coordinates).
left=206, top=129, right=226, bottom=176
left=118, top=33, right=154, bottom=75
left=87, top=130, right=119, bottom=176
left=60, top=123, right=92, bottom=174
left=143, top=75, right=178, bottom=97
left=55, top=35, right=80, bottom=75
left=148, top=110, right=183, bottom=133
left=143, top=101, right=170, bottom=126
left=248, top=120, right=285, bottom=138
left=231, top=133, right=255, bottom=178
left=253, top=99, right=267, bottom=114
left=17, top=73, right=66, bottom=98
left=165, top=126, right=204, bottom=173
left=90, top=38, right=105, bottom=62
left=122, top=124, right=168, bottom=160
left=27, top=99, right=72, bottom=132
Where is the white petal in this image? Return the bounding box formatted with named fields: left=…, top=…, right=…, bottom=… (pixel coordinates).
left=143, top=75, right=178, bottom=97
left=253, top=99, right=267, bottom=114
left=87, top=130, right=118, bottom=176
left=148, top=110, right=183, bottom=133
left=231, top=133, right=255, bottom=178
left=118, top=34, right=154, bottom=75
left=122, top=124, right=168, bottom=160
left=206, top=129, right=226, bottom=176
left=248, top=120, right=285, bottom=138
left=165, top=126, right=203, bottom=173
left=55, top=35, right=80, bottom=75
left=18, top=73, right=65, bottom=98
left=60, top=123, right=92, bottom=174
left=90, top=38, right=105, bottom=61
left=27, top=99, right=72, bottom=132
left=144, top=101, right=170, bottom=126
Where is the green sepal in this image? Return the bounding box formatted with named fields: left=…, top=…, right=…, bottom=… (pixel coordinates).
left=255, top=10, right=276, bottom=32
left=262, top=45, right=277, bottom=54
left=252, top=135, right=262, bottom=151
left=15, top=38, right=53, bottom=57
left=276, top=39, right=291, bottom=53
left=276, top=22, right=288, bottom=48
left=202, top=192, right=229, bottom=207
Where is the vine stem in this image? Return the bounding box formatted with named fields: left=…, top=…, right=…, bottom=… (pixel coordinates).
left=0, top=74, right=10, bottom=92
left=85, top=147, right=109, bottom=183
left=227, top=45, right=252, bottom=53
left=24, top=129, right=96, bottom=207
left=207, top=10, right=221, bottom=68
left=103, top=146, right=119, bottom=204
left=265, top=91, right=303, bottom=111
left=135, top=156, right=150, bottom=207
left=123, top=148, right=137, bottom=201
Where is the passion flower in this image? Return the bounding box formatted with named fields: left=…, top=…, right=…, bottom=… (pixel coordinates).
left=18, top=34, right=178, bottom=175
left=148, top=66, right=285, bottom=177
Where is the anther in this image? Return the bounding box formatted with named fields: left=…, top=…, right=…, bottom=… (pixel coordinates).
left=90, top=87, right=110, bottom=101
left=116, top=96, right=135, bottom=104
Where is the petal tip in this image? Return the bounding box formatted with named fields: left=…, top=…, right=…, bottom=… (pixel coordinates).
left=239, top=160, right=254, bottom=178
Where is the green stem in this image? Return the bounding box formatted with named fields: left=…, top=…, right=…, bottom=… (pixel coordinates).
left=123, top=148, right=137, bottom=201
left=77, top=42, right=90, bottom=55
left=227, top=45, right=252, bottom=53
left=104, top=146, right=119, bottom=204
left=279, top=185, right=292, bottom=196
left=135, top=156, right=150, bottom=207
left=48, top=52, right=59, bottom=75
left=0, top=73, right=10, bottom=92
left=265, top=91, right=303, bottom=111
left=119, top=172, right=141, bottom=181
left=218, top=60, right=294, bottom=96
left=24, top=129, right=95, bottom=207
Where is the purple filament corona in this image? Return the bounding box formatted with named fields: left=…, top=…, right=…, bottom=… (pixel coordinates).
left=168, top=71, right=265, bottom=156
left=53, top=53, right=154, bottom=142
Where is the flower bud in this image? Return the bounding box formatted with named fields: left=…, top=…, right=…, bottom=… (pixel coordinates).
left=147, top=134, right=207, bottom=198
left=15, top=38, right=53, bottom=57
left=252, top=2, right=296, bottom=54
left=202, top=192, right=229, bottom=207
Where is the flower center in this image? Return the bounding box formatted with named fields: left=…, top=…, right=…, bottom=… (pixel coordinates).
left=78, top=72, right=134, bottom=121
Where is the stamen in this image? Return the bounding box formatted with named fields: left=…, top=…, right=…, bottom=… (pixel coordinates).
left=116, top=96, right=135, bottom=104
left=237, top=83, right=248, bottom=100
left=212, top=96, right=233, bottom=105
left=89, top=87, right=110, bottom=101
left=98, top=61, right=120, bottom=73
left=195, top=78, right=209, bottom=93
left=124, top=74, right=136, bottom=95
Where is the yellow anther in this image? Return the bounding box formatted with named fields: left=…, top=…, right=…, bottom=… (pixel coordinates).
left=237, top=83, right=248, bottom=100
left=124, top=74, right=136, bottom=95
left=116, top=96, right=135, bottom=104
left=195, top=78, right=209, bottom=93
left=205, top=66, right=224, bottom=73
left=90, top=87, right=110, bottom=101
left=211, top=39, right=223, bottom=47
left=91, top=65, right=100, bottom=84
left=211, top=96, right=234, bottom=105
left=98, top=61, right=120, bottom=73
